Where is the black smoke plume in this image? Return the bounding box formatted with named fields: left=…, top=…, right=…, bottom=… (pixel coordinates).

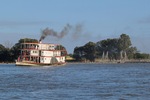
left=39, top=24, right=72, bottom=41
left=39, top=23, right=83, bottom=41
left=72, top=24, right=83, bottom=39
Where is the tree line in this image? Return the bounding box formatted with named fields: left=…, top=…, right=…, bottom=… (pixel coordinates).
left=0, top=34, right=149, bottom=63
left=73, top=34, right=150, bottom=62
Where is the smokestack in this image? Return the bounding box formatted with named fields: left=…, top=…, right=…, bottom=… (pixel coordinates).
left=39, top=40, right=42, bottom=43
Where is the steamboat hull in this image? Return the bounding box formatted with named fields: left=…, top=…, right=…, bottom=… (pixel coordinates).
left=15, top=61, right=66, bottom=66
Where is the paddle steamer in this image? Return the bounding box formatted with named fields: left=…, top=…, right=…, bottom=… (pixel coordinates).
left=16, top=41, right=67, bottom=66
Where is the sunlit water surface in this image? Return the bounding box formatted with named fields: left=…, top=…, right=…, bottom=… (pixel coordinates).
left=0, top=63, right=150, bottom=100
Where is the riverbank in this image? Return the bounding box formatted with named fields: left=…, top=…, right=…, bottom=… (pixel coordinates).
left=125, top=59, right=150, bottom=63
left=67, top=59, right=150, bottom=64
left=0, top=62, right=15, bottom=64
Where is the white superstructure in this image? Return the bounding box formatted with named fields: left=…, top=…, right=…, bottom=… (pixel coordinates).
left=16, top=42, right=67, bottom=66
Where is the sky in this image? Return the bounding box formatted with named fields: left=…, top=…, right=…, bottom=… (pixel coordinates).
left=0, top=0, right=150, bottom=53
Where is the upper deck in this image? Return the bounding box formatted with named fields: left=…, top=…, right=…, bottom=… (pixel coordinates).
left=20, top=42, right=66, bottom=51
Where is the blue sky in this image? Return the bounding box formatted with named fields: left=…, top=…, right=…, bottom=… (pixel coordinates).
left=0, top=0, right=150, bottom=53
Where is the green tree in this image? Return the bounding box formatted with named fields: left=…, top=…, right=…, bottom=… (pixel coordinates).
left=83, top=42, right=96, bottom=61
left=0, top=44, right=12, bottom=62
left=118, top=34, right=132, bottom=59
left=0, top=44, right=5, bottom=51
left=126, top=47, right=137, bottom=59
left=96, top=38, right=119, bottom=60
left=10, top=43, right=20, bottom=61
left=134, top=53, right=150, bottom=59
left=0, top=44, right=6, bottom=62
left=73, top=46, right=85, bottom=61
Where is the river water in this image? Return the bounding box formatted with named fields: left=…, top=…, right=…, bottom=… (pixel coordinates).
left=0, top=63, right=150, bottom=100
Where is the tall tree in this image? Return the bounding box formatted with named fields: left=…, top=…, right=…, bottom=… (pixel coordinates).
left=83, top=42, right=96, bottom=61
left=118, top=34, right=132, bottom=59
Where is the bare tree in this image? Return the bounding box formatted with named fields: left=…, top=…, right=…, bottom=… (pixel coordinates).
left=4, top=41, right=13, bottom=49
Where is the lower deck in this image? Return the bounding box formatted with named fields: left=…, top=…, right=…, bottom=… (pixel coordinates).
left=15, top=61, right=66, bottom=66
left=17, top=56, right=65, bottom=64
